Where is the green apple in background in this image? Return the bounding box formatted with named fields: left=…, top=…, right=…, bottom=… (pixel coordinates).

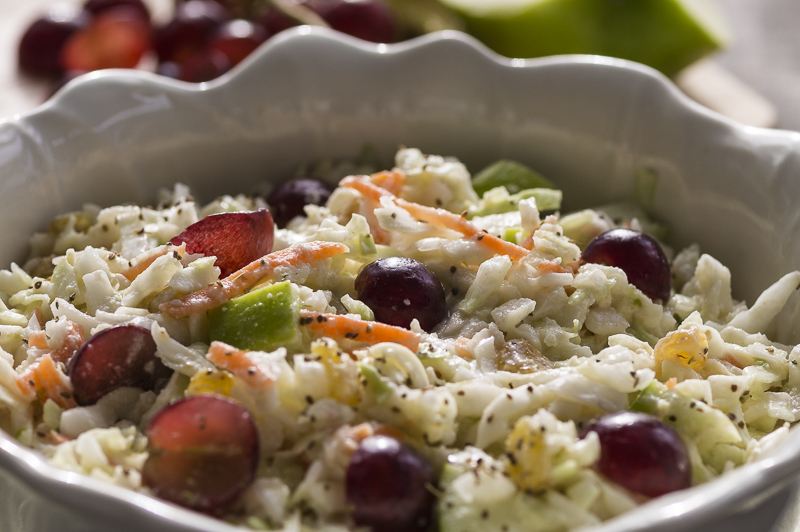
left=435, top=0, right=729, bottom=76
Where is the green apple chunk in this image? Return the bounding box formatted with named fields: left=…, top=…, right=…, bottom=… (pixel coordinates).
left=208, top=281, right=302, bottom=352
left=472, top=159, right=554, bottom=196
left=438, top=0, right=729, bottom=76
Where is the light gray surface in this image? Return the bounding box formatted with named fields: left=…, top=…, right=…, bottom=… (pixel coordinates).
left=717, top=0, right=800, bottom=131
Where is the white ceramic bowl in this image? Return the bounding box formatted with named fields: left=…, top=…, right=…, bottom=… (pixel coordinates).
left=2, top=27, right=800, bottom=532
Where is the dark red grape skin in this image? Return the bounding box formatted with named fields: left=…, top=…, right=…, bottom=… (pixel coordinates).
left=143, top=395, right=259, bottom=513
left=256, top=7, right=299, bottom=36
left=355, top=257, right=448, bottom=332
left=266, top=178, right=334, bottom=228
left=346, top=436, right=434, bottom=532
left=581, top=228, right=671, bottom=302
left=67, top=325, right=171, bottom=406
left=177, top=48, right=232, bottom=82
left=169, top=209, right=274, bottom=277
left=209, top=19, right=268, bottom=66
left=311, top=0, right=397, bottom=43
left=18, top=8, right=90, bottom=77
left=84, top=0, right=150, bottom=21
left=582, top=411, right=691, bottom=498
left=154, top=0, right=230, bottom=64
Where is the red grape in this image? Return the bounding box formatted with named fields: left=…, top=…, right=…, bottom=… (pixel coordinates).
left=209, top=20, right=268, bottom=66
left=311, top=0, right=397, bottom=43
left=18, top=7, right=90, bottom=77
left=266, top=178, right=334, bottom=228
left=154, top=0, right=230, bottom=64
left=84, top=0, right=150, bottom=21
left=355, top=257, right=448, bottom=332
left=60, top=7, right=152, bottom=71
left=68, top=325, right=171, bottom=406
left=256, top=7, right=299, bottom=36
left=582, top=411, right=691, bottom=498
left=346, top=435, right=434, bottom=532
left=49, top=70, right=88, bottom=98
left=169, top=209, right=274, bottom=277
left=143, top=395, right=259, bottom=512
left=177, top=48, right=232, bottom=81
left=581, top=228, right=671, bottom=302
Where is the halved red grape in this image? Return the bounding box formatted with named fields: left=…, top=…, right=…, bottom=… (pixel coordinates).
left=266, top=178, right=334, bottom=228
left=581, top=228, right=671, bottom=302
left=355, top=257, right=447, bottom=332
left=18, top=7, right=90, bottom=77
left=154, top=0, right=230, bottom=64
left=311, top=0, right=397, bottom=43
left=582, top=411, right=691, bottom=498
left=143, top=395, right=259, bottom=512
left=68, top=325, right=171, bottom=406
left=84, top=0, right=150, bottom=21
left=169, top=209, right=274, bottom=277
left=60, top=7, right=152, bottom=71
left=346, top=435, right=434, bottom=532
left=208, top=19, right=267, bottom=66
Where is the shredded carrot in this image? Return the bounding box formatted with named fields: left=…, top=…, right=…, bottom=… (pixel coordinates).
left=28, top=331, right=48, bottom=350
left=122, top=243, right=186, bottom=281
left=720, top=354, right=746, bottom=370
left=454, top=337, right=474, bottom=360
left=160, top=241, right=349, bottom=317
left=206, top=341, right=276, bottom=389
left=521, top=234, right=535, bottom=250
left=665, top=377, right=678, bottom=389
left=536, top=261, right=571, bottom=275
left=369, top=170, right=406, bottom=196
left=49, top=430, right=71, bottom=445
left=16, top=355, right=77, bottom=409
left=49, top=320, right=85, bottom=365
left=299, top=310, right=421, bottom=351
left=341, top=176, right=529, bottom=261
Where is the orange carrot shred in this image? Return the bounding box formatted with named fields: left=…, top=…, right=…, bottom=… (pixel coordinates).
left=300, top=310, right=421, bottom=351
left=536, top=261, right=571, bottom=275
left=28, top=331, right=48, bottom=350
left=160, top=241, right=349, bottom=317
left=49, top=320, right=85, bottom=365
left=122, top=243, right=186, bottom=281
left=341, top=176, right=530, bottom=261
left=207, top=341, right=276, bottom=389
left=369, top=170, right=406, bottom=196
left=16, top=354, right=77, bottom=409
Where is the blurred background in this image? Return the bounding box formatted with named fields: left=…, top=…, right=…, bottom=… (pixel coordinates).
left=1, top=0, right=799, bottom=131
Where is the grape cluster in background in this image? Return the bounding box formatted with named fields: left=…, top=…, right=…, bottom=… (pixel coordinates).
left=18, top=0, right=421, bottom=95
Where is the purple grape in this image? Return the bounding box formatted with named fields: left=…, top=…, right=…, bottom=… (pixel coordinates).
left=355, top=257, right=447, bottom=332
left=581, top=228, right=671, bottom=302
left=18, top=7, right=90, bottom=77
left=208, top=19, right=268, bottom=66
left=143, top=395, right=259, bottom=512
left=68, top=325, right=171, bottom=405
left=256, top=7, right=299, bottom=36
left=582, top=411, right=691, bottom=498
left=84, top=0, right=150, bottom=21
left=266, top=178, right=334, bottom=228
left=154, top=0, right=230, bottom=64
left=346, top=436, right=434, bottom=532
left=177, top=48, right=232, bottom=82
left=311, top=0, right=396, bottom=43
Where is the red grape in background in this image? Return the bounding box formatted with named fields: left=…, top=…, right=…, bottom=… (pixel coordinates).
left=19, top=6, right=90, bottom=77
left=84, top=0, right=150, bottom=21
left=209, top=19, right=268, bottom=66
left=60, top=8, right=152, bottom=71
left=155, top=0, right=231, bottom=64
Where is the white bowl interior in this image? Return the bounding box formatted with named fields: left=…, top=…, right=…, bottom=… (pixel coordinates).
left=2, top=27, right=800, bottom=532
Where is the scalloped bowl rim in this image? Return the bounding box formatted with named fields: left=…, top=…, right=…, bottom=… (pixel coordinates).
left=0, top=27, right=799, bottom=532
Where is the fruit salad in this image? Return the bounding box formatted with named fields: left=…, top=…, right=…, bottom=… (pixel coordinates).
left=1, top=148, right=799, bottom=532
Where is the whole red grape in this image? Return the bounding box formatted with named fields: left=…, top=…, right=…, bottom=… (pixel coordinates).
left=19, top=6, right=90, bottom=77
